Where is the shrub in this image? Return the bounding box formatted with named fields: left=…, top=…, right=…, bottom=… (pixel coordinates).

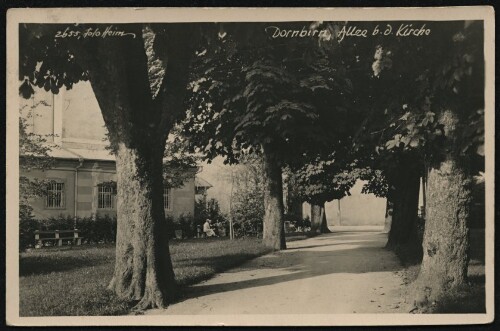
left=213, top=219, right=229, bottom=237
left=19, top=214, right=117, bottom=250
left=174, top=212, right=229, bottom=238
left=233, top=218, right=262, bottom=238
left=292, top=216, right=311, bottom=232
left=165, top=214, right=176, bottom=238
left=232, top=182, right=264, bottom=238
left=19, top=217, right=41, bottom=250
left=194, top=196, right=229, bottom=237
left=174, top=214, right=196, bottom=238
left=195, top=197, right=226, bottom=223
left=77, top=215, right=117, bottom=244
left=229, top=157, right=266, bottom=238
left=282, top=214, right=312, bottom=233
left=44, top=215, right=75, bottom=230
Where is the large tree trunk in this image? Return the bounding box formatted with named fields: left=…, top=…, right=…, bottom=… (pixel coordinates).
left=414, top=110, right=471, bottom=306
left=108, top=143, right=177, bottom=309
left=320, top=206, right=331, bottom=233
left=311, top=203, right=331, bottom=234
left=262, top=151, right=286, bottom=250
left=386, top=155, right=421, bottom=249
left=71, top=25, right=196, bottom=309
left=310, top=204, right=321, bottom=233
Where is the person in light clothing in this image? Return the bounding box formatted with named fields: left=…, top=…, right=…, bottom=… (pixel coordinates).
left=203, top=219, right=217, bottom=237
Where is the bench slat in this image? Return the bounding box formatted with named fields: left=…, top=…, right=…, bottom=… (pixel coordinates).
left=38, top=237, right=84, bottom=240
left=34, top=230, right=80, bottom=234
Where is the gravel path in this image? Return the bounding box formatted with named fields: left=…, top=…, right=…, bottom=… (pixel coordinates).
left=147, top=229, right=409, bottom=316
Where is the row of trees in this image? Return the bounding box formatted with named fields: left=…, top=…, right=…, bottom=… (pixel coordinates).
left=19, top=20, right=484, bottom=309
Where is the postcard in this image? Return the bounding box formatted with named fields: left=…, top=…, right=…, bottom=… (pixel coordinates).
left=6, top=6, right=495, bottom=326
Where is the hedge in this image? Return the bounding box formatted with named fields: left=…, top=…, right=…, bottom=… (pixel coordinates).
left=20, top=215, right=117, bottom=250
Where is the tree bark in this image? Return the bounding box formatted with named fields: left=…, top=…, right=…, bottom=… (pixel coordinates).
left=310, top=203, right=321, bottom=233
left=414, top=110, right=471, bottom=306
left=262, top=151, right=286, bottom=250
left=386, top=155, right=421, bottom=249
left=320, top=205, right=332, bottom=233
left=311, top=202, right=331, bottom=234
left=108, top=143, right=177, bottom=309
left=70, top=26, right=196, bottom=309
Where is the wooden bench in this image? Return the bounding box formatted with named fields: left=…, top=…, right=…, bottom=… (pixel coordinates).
left=34, top=230, right=83, bottom=248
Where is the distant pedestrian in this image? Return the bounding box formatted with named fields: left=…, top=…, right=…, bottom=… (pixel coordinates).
left=203, top=219, right=218, bottom=237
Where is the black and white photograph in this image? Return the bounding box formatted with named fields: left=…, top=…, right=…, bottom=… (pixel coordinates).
left=6, top=6, right=495, bottom=326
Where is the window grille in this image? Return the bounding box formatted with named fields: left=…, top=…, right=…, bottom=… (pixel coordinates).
left=98, top=184, right=116, bottom=209
left=163, top=187, right=172, bottom=210
left=46, top=182, right=65, bottom=208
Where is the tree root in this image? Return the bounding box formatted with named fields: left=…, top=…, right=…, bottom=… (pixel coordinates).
left=408, top=277, right=444, bottom=311
left=130, top=284, right=180, bottom=312
left=132, top=293, right=167, bottom=311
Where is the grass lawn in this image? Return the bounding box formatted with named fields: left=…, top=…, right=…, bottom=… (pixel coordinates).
left=19, top=237, right=272, bottom=316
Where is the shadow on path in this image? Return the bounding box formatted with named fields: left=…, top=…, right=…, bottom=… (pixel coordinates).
left=173, top=231, right=403, bottom=304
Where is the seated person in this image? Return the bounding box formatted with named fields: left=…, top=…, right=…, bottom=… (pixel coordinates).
left=203, top=219, right=218, bottom=237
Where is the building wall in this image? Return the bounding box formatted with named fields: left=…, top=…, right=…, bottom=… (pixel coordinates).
left=196, top=157, right=234, bottom=214
left=78, top=161, right=117, bottom=218
left=23, top=166, right=77, bottom=220
left=21, top=83, right=109, bottom=146
left=22, top=160, right=195, bottom=220
left=21, top=83, right=196, bottom=221
left=20, top=89, right=56, bottom=140
left=169, top=176, right=196, bottom=218
left=303, top=180, right=387, bottom=226
left=62, top=82, right=108, bottom=144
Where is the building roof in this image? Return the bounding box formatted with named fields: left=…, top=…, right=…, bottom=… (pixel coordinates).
left=62, top=147, right=115, bottom=162
left=195, top=176, right=213, bottom=189
left=41, top=144, right=115, bottom=162
left=30, top=143, right=201, bottom=171
left=45, top=145, right=81, bottom=159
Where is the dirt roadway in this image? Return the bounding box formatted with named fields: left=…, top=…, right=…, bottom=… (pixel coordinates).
left=147, top=229, right=410, bottom=315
